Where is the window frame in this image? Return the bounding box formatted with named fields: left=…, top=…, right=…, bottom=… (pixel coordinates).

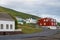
left=6, top=24, right=9, bottom=29
left=0, top=24, right=3, bottom=29
left=10, top=24, right=13, bottom=29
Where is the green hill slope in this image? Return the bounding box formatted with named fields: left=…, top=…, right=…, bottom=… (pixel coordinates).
left=0, top=6, right=40, bottom=19
left=0, top=6, right=42, bottom=34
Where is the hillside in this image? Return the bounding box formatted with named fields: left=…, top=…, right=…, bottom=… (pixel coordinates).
left=0, top=6, right=40, bottom=19
left=0, top=6, right=42, bottom=34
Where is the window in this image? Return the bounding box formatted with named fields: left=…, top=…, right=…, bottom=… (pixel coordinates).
left=40, top=23, right=42, bottom=25
left=10, top=24, right=13, bottom=29
left=54, top=23, right=56, bottom=25
left=44, top=19, right=45, bottom=21
left=46, top=19, right=48, bottom=22
left=56, top=23, right=57, bottom=25
left=6, top=24, right=9, bottom=29
left=54, top=22, right=57, bottom=25
left=44, top=23, right=46, bottom=25
left=1, top=24, right=3, bottom=29
left=51, top=19, right=54, bottom=21
left=54, top=19, right=56, bottom=22
left=52, top=23, right=53, bottom=25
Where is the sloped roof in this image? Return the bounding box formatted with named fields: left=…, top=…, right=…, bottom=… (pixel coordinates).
left=0, top=12, right=15, bottom=21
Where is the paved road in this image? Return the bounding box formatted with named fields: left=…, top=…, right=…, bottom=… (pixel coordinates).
left=0, top=29, right=60, bottom=40
left=20, top=30, right=60, bottom=40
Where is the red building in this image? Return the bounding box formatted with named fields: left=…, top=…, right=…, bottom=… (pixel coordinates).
left=37, top=17, right=57, bottom=29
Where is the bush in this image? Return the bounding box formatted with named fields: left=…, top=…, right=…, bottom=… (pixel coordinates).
left=57, top=22, right=60, bottom=26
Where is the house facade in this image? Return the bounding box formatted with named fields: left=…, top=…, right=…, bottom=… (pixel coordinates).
left=25, top=18, right=37, bottom=24
left=0, top=12, right=15, bottom=31
left=37, top=17, right=57, bottom=29
left=16, top=17, right=24, bottom=25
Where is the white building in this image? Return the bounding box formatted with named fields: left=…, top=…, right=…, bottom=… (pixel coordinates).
left=26, top=18, right=37, bottom=23
left=0, top=12, right=15, bottom=31
left=16, top=17, right=24, bottom=25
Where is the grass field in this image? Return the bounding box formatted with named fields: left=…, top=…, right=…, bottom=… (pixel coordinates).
left=18, top=24, right=42, bottom=34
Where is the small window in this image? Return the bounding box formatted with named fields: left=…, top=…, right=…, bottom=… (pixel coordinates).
left=54, top=19, right=56, bottom=22
left=10, top=24, right=13, bottom=29
left=51, top=19, right=54, bottom=21
left=46, top=19, right=48, bottom=22
left=54, top=23, right=56, bottom=25
left=40, top=23, right=42, bottom=25
left=44, top=19, right=45, bottom=21
left=1, top=24, right=3, bottom=29
left=56, top=23, right=57, bottom=25
left=6, top=24, right=9, bottom=29
left=44, top=23, right=46, bottom=25
left=52, top=23, right=53, bottom=25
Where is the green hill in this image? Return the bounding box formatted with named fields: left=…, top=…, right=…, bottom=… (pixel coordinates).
left=0, top=6, right=42, bottom=34
left=0, top=6, right=40, bottom=19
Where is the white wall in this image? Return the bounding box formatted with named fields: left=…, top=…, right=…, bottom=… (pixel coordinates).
left=49, top=26, right=57, bottom=29
left=26, top=18, right=37, bottom=23
left=42, top=26, right=57, bottom=29
left=0, top=20, right=15, bottom=31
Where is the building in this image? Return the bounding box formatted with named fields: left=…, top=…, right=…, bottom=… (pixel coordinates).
left=37, top=17, right=57, bottom=29
left=16, top=17, right=24, bottom=25
left=25, top=18, right=37, bottom=24
left=0, top=12, right=15, bottom=31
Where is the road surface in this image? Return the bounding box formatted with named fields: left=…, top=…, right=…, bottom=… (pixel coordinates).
left=0, top=29, right=60, bottom=40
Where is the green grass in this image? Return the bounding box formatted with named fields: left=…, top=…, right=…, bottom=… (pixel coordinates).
left=57, top=22, right=60, bottom=26
left=18, top=24, right=42, bottom=34
left=22, top=26, right=42, bottom=34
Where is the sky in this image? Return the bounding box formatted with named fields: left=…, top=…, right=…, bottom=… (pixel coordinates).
left=0, top=0, right=60, bottom=22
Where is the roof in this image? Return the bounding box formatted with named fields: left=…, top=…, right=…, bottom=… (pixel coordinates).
left=39, top=17, right=55, bottom=20
left=0, top=12, right=15, bottom=21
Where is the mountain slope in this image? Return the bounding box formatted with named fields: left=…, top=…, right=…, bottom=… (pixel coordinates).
left=0, top=6, right=40, bottom=19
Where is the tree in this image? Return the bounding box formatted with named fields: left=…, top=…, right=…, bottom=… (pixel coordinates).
left=57, top=22, right=60, bottom=26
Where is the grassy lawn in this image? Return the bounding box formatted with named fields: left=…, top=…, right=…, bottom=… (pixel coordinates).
left=17, top=24, right=42, bottom=34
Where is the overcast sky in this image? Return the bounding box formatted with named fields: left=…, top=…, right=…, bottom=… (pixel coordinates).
left=0, top=0, right=60, bottom=22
